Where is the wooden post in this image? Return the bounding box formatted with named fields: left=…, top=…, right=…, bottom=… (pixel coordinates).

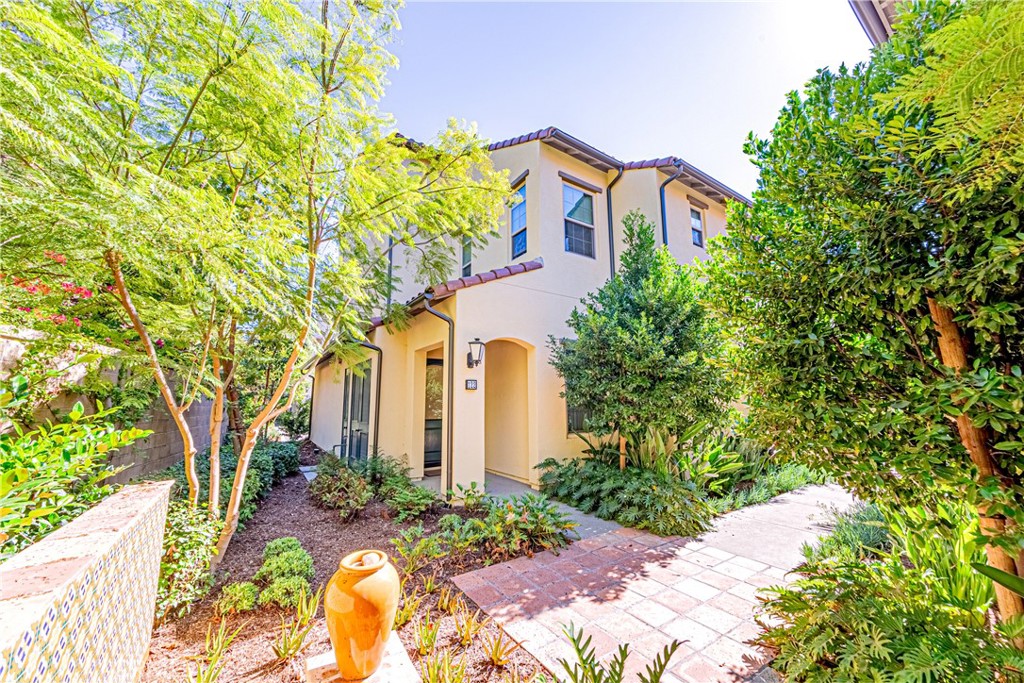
left=619, top=435, right=627, bottom=471
left=928, top=298, right=1024, bottom=627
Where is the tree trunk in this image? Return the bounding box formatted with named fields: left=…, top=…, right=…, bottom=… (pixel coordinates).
left=214, top=343, right=304, bottom=559
left=224, top=320, right=244, bottom=456
left=927, top=298, right=1024, bottom=628
left=208, top=351, right=225, bottom=515
left=106, top=250, right=200, bottom=506
left=619, top=435, right=627, bottom=471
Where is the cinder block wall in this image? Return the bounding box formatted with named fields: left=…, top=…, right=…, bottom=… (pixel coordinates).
left=0, top=481, right=173, bottom=683
left=109, top=396, right=226, bottom=482
left=1, top=332, right=226, bottom=482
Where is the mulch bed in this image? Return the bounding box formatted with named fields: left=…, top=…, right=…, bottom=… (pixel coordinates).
left=142, top=451, right=551, bottom=683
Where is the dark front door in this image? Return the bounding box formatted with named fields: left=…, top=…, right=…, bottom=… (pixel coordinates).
left=424, top=358, right=443, bottom=469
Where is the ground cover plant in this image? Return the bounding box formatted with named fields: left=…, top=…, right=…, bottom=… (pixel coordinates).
left=540, top=416, right=824, bottom=535
left=762, top=502, right=1022, bottom=681
left=539, top=456, right=711, bottom=537
left=156, top=501, right=223, bottom=622
left=143, top=446, right=559, bottom=683
left=801, top=502, right=890, bottom=564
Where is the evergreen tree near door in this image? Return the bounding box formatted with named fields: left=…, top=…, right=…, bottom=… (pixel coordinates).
left=549, top=210, right=731, bottom=458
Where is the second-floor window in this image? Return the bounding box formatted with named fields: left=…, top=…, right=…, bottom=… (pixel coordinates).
left=461, top=236, right=472, bottom=277
left=563, top=184, right=595, bottom=258
left=511, top=184, right=527, bottom=259
left=691, top=208, right=704, bottom=248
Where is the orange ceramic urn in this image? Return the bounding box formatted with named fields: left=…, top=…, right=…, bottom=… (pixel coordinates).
left=324, top=549, right=401, bottom=681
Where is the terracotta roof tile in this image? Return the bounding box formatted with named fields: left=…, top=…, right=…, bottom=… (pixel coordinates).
left=488, top=127, right=557, bottom=152
left=367, top=257, right=545, bottom=332
left=430, top=258, right=543, bottom=299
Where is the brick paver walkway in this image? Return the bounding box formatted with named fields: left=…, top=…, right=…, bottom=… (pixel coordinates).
left=453, top=484, right=853, bottom=683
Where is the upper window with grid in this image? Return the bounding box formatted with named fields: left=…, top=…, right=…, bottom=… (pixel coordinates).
left=563, top=184, right=595, bottom=258
left=511, top=185, right=527, bottom=259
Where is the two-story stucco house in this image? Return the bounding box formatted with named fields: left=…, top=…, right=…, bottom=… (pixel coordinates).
left=307, top=126, right=748, bottom=494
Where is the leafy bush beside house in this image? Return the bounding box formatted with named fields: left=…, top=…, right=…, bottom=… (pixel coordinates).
left=549, top=210, right=733, bottom=448
left=153, top=440, right=300, bottom=524
left=539, top=457, right=711, bottom=537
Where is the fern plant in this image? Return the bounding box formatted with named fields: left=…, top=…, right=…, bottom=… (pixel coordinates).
left=759, top=559, right=1024, bottom=682
left=539, top=457, right=711, bottom=537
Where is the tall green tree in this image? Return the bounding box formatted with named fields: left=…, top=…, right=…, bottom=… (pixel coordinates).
left=549, top=210, right=731, bottom=460
left=702, top=0, right=1024, bottom=625
left=0, top=0, right=509, bottom=554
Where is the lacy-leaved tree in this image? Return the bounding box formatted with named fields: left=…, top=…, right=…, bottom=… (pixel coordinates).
left=702, top=0, right=1024, bottom=625
left=0, top=0, right=509, bottom=554
left=550, top=210, right=731, bottom=465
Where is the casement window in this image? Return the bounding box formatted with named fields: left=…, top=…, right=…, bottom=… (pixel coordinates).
left=511, top=184, right=527, bottom=259
left=563, top=184, right=595, bottom=258
left=461, top=236, right=472, bottom=277
left=567, top=403, right=592, bottom=433
left=690, top=208, right=705, bottom=248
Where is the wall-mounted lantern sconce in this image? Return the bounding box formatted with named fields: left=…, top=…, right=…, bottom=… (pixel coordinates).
left=467, top=338, right=484, bottom=368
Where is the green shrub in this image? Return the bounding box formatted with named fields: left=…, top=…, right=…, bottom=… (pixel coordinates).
left=539, top=457, right=711, bottom=537
left=385, top=485, right=438, bottom=522
left=263, top=536, right=303, bottom=561
left=256, top=441, right=300, bottom=483
left=0, top=381, right=148, bottom=557
left=248, top=445, right=276, bottom=498
left=216, top=581, right=259, bottom=615
left=350, top=452, right=411, bottom=496
left=155, top=500, right=223, bottom=622
left=759, top=559, right=1024, bottom=682
left=706, top=463, right=826, bottom=514
left=254, top=547, right=314, bottom=584
left=153, top=445, right=265, bottom=524
left=802, top=502, right=889, bottom=564
left=309, top=457, right=371, bottom=521
left=884, top=502, right=994, bottom=622
left=482, top=492, right=576, bottom=558
left=259, top=575, right=311, bottom=609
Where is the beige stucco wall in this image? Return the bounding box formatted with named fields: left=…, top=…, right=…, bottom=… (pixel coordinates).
left=310, top=136, right=739, bottom=492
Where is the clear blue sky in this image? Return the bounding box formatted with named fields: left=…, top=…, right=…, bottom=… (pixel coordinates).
left=379, top=1, right=872, bottom=197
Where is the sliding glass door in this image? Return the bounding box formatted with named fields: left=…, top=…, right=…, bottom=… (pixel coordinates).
left=339, top=360, right=372, bottom=462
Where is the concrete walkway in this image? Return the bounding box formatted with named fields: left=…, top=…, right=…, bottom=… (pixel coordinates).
left=452, top=484, right=854, bottom=683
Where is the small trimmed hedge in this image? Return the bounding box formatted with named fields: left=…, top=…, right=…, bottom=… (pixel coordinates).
left=153, top=440, right=300, bottom=523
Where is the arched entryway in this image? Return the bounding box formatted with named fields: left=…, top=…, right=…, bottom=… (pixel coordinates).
left=484, top=339, right=530, bottom=482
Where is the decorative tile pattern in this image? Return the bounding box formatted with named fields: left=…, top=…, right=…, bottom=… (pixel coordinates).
left=1, top=482, right=172, bottom=683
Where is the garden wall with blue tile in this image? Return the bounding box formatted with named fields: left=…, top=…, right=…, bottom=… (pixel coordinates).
left=0, top=481, right=172, bottom=683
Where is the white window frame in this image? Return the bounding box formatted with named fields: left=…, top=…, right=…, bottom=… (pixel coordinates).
left=511, top=184, right=527, bottom=259
left=563, top=183, right=596, bottom=258
left=690, top=207, right=705, bottom=248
